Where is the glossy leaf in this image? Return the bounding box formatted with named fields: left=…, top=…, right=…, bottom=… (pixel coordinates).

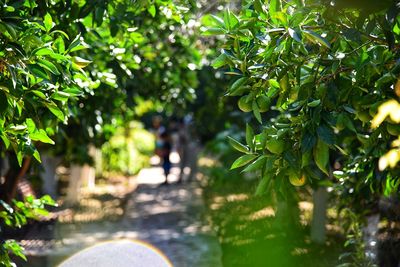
left=230, top=154, right=258, bottom=169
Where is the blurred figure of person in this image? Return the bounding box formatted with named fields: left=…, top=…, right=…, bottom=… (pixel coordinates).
left=177, top=115, right=199, bottom=183
left=160, top=130, right=172, bottom=185
left=151, top=115, right=165, bottom=159
left=177, top=118, right=188, bottom=183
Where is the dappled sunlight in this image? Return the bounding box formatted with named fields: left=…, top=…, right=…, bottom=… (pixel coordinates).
left=299, top=201, right=313, bottom=225
left=136, top=167, right=180, bottom=184
left=226, top=193, right=249, bottom=202
left=291, top=247, right=309, bottom=256
left=248, top=206, right=275, bottom=221
left=198, top=156, right=219, bottom=168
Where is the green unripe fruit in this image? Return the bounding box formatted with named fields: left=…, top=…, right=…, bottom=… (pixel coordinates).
left=265, top=137, right=285, bottom=154
left=238, top=95, right=253, bottom=112
left=256, top=95, right=271, bottom=112
left=289, top=172, right=306, bottom=186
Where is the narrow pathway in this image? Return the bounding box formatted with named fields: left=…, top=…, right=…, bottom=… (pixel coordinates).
left=121, top=164, right=222, bottom=267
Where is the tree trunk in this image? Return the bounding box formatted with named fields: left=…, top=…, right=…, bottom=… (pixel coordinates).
left=65, top=164, right=83, bottom=206
left=81, top=164, right=95, bottom=190
left=0, top=155, right=31, bottom=203
left=187, top=141, right=201, bottom=181
left=40, top=154, right=62, bottom=199
left=363, top=213, right=379, bottom=263
left=311, top=186, right=328, bottom=243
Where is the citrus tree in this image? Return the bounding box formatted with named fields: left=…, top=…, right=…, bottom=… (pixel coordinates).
left=204, top=0, right=400, bottom=261
left=0, top=0, right=90, bottom=264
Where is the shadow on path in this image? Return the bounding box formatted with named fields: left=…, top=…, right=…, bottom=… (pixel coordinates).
left=122, top=165, right=222, bottom=267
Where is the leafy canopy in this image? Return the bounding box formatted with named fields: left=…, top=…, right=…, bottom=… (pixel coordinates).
left=205, top=0, right=400, bottom=199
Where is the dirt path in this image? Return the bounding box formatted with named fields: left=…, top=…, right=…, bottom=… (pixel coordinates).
left=25, top=161, right=221, bottom=267
left=122, top=166, right=222, bottom=267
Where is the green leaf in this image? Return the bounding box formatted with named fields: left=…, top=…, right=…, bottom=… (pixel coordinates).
left=212, top=53, right=229, bottom=68
left=269, top=0, right=281, bottom=24
left=34, top=47, right=54, bottom=56
left=242, top=155, right=267, bottom=172
left=37, top=59, right=60, bottom=75
left=303, top=29, right=331, bottom=48
left=246, top=123, right=255, bottom=148
left=7, top=65, right=17, bottom=88
left=40, top=194, right=57, bottom=206
left=301, top=150, right=312, bottom=167
left=255, top=173, right=272, bottom=196
left=8, top=125, right=27, bottom=133
left=342, top=113, right=357, bottom=132
left=231, top=154, right=258, bottom=169
left=252, top=101, right=262, bottom=124
left=268, top=79, right=280, bottom=89
left=33, top=149, right=41, bottom=163
left=54, top=37, right=65, bottom=53
left=230, top=77, right=247, bottom=93
left=44, top=13, right=53, bottom=32
left=254, top=0, right=266, bottom=14
left=0, top=200, right=13, bottom=213
left=50, top=30, right=69, bottom=39
left=26, top=119, right=36, bottom=133
left=31, top=90, right=47, bottom=100
left=313, top=139, right=329, bottom=175
left=30, top=129, right=55, bottom=144
left=63, top=87, right=83, bottom=96
left=202, top=27, right=226, bottom=36
left=223, top=9, right=239, bottom=30
left=51, top=91, right=70, bottom=102
left=375, top=72, right=395, bottom=88
left=334, top=145, right=348, bottom=156
left=227, top=136, right=250, bottom=153
left=16, top=150, right=23, bottom=166
left=317, top=124, right=335, bottom=145
left=273, top=12, right=288, bottom=26
left=2, top=22, right=17, bottom=40
left=4, top=6, right=15, bottom=12
left=29, top=65, right=48, bottom=80
left=1, top=134, right=10, bottom=148
left=269, top=0, right=280, bottom=15
left=210, top=15, right=225, bottom=29
left=72, top=57, right=92, bottom=69
left=67, top=33, right=81, bottom=53
left=45, top=102, right=65, bottom=121
left=70, top=44, right=88, bottom=53
left=35, top=208, right=49, bottom=216
left=148, top=5, right=156, bottom=17
left=288, top=28, right=301, bottom=42
left=307, top=99, right=321, bottom=107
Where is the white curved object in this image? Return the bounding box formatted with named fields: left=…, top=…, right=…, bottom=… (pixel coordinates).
left=58, top=240, right=172, bottom=267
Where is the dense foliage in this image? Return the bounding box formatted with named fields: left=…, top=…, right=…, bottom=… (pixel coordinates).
left=0, top=0, right=89, bottom=264
left=206, top=0, right=400, bottom=203
left=0, top=0, right=88, bottom=165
